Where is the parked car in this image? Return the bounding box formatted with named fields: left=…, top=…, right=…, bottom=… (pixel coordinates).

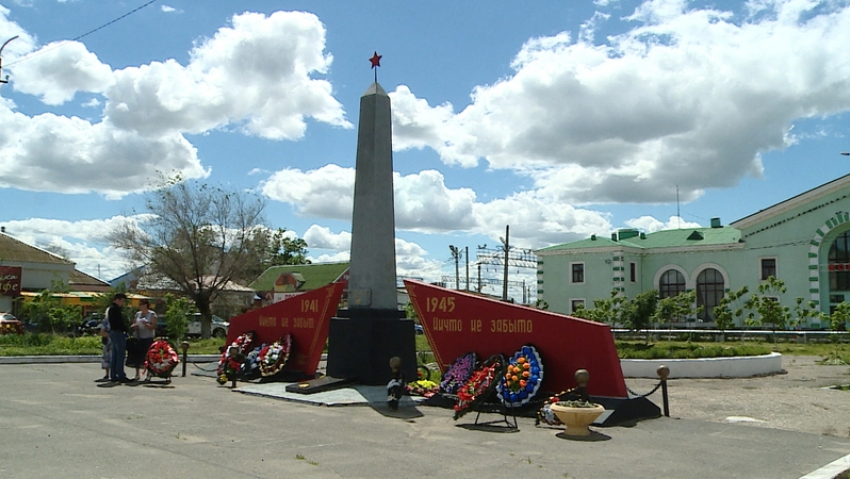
left=156, top=313, right=229, bottom=338
left=414, top=324, right=424, bottom=335
left=78, top=313, right=105, bottom=336
left=0, top=312, right=24, bottom=335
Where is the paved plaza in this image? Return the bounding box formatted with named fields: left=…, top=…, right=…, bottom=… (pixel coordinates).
left=1, top=360, right=849, bottom=479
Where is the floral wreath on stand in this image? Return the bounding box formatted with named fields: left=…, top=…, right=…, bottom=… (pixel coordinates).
left=496, top=345, right=544, bottom=408
left=258, top=334, right=293, bottom=377
left=146, top=339, right=180, bottom=379
left=216, top=332, right=254, bottom=385
left=453, top=354, right=506, bottom=420
left=440, top=351, right=477, bottom=395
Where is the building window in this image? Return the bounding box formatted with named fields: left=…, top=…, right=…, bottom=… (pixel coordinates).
left=630, top=262, right=637, bottom=283
left=760, top=258, right=776, bottom=281
left=659, top=269, right=686, bottom=299
left=829, top=231, right=850, bottom=291
left=696, top=268, right=724, bottom=322
left=571, top=299, right=585, bottom=313
left=571, top=263, right=584, bottom=284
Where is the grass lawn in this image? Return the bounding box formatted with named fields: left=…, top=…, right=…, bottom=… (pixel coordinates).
left=0, top=333, right=226, bottom=356
left=4, top=333, right=849, bottom=366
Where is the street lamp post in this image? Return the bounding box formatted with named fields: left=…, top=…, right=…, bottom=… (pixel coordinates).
left=0, top=35, right=19, bottom=92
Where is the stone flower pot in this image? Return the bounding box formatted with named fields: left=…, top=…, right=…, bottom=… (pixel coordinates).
left=549, top=402, right=605, bottom=436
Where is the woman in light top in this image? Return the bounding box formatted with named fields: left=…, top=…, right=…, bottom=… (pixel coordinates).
left=130, top=299, right=157, bottom=381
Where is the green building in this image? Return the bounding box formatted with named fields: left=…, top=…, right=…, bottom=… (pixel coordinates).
left=535, top=173, right=850, bottom=329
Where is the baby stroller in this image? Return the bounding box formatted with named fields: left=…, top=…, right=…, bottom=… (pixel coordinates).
left=144, top=338, right=180, bottom=384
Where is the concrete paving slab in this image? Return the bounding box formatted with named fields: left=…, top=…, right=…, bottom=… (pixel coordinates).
left=237, top=382, right=426, bottom=407
left=1, top=362, right=849, bottom=479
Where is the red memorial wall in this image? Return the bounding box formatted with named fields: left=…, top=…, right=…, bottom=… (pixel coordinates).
left=226, top=282, right=344, bottom=377
left=405, top=280, right=627, bottom=398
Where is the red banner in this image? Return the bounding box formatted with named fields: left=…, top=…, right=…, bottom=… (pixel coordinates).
left=226, top=282, right=344, bottom=376
left=0, top=266, right=21, bottom=297
left=405, top=280, right=627, bottom=398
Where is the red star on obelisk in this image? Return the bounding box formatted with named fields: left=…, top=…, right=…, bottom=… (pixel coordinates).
left=370, top=51, right=381, bottom=82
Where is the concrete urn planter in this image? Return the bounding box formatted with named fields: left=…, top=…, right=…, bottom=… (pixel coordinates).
left=549, top=402, right=605, bottom=436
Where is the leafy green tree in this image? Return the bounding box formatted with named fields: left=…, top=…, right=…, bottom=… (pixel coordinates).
left=238, top=227, right=311, bottom=283
left=744, top=276, right=791, bottom=344
left=163, top=293, right=192, bottom=342
left=619, top=289, right=658, bottom=333
left=110, top=175, right=266, bottom=338
left=830, top=302, right=850, bottom=333
left=20, top=290, right=81, bottom=334
left=713, top=286, right=749, bottom=340
left=581, top=290, right=624, bottom=324
left=792, top=297, right=819, bottom=330
left=653, top=291, right=700, bottom=326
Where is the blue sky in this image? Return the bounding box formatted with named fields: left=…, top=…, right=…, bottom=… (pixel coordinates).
left=2, top=0, right=850, bottom=302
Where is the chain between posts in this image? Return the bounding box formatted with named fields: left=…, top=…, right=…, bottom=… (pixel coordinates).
left=626, top=364, right=670, bottom=417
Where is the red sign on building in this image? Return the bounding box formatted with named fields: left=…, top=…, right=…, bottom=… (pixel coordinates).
left=226, top=282, right=344, bottom=377
left=0, top=266, right=22, bottom=297
left=405, top=280, right=628, bottom=398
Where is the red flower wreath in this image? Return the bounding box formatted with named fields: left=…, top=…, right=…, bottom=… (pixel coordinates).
left=216, top=332, right=254, bottom=380
left=453, top=354, right=506, bottom=420
left=145, top=339, right=179, bottom=377
left=258, top=334, right=292, bottom=377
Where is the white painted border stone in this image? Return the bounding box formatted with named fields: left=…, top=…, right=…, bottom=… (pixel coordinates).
left=620, top=352, right=783, bottom=378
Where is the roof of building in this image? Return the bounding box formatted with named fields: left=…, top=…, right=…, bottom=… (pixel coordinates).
left=537, top=226, right=741, bottom=253
left=249, top=262, right=349, bottom=291
left=0, top=231, right=74, bottom=266
left=68, top=269, right=111, bottom=291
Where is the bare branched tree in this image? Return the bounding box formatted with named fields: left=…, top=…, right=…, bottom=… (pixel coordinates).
left=110, top=176, right=265, bottom=338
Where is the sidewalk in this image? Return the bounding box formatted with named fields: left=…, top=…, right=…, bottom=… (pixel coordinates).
left=1, top=361, right=848, bottom=479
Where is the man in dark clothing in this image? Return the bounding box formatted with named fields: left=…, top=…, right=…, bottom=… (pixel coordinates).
left=98, top=293, right=133, bottom=386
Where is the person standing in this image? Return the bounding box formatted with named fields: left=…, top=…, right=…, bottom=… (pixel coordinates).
left=129, top=299, right=157, bottom=381
left=95, top=312, right=111, bottom=382
left=98, top=293, right=132, bottom=386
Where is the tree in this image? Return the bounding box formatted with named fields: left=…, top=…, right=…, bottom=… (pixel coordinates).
left=619, top=289, right=658, bottom=333
left=163, top=293, right=192, bottom=342
left=236, top=227, right=311, bottom=284
left=744, top=276, right=791, bottom=344
left=792, top=297, right=819, bottom=331
left=110, top=176, right=265, bottom=338
left=653, top=291, right=701, bottom=327
left=713, top=286, right=749, bottom=341
left=830, top=302, right=850, bottom=333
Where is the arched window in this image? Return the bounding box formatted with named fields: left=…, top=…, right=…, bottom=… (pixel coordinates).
left=696, top=268, right=724, bottom=321
left=828, top=231, right=850, bottom=291
left=659, top=269, right=686, bottom=298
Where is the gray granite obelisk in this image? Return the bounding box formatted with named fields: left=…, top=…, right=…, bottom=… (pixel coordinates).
left=326, top=81, right=416, bottom=385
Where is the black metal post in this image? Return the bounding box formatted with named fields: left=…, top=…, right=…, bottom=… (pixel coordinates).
left=657, top=365, right=670, bottom=417
left=180, top=341, right=189, bottom=377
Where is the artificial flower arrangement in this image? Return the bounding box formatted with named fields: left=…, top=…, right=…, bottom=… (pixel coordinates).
left=145, top=339, right=180, bottom=378
left=440, top=351, right=477, bottom=395
left=258, top=334, right=293, bottom=377
left=496, top=344, right=544, bottom=408
left=216, top=332, right=254, bottom=385
left=536, top=389, right=585, bottom=426
left=453, top=354, right=506, bottom=420
left=407, top=379, right=440, bottom=398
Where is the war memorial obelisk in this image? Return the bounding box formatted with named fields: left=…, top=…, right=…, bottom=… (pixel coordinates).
left=326, top=54, right=416, bottom=385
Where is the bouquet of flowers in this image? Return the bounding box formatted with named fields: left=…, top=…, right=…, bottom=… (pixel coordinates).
left=258, top=334, right=292, bottom=377
left=453, top=354, right=506, bottom=420
left=496, top=345, right=544, bottom=408
left=407, top=379, right=440, bottom=398
left=145, top=339, right=180, bottom=378
left=216, top=332, right=253, bottom=384
left=536, top=389, right=579, bottom=426
left=440, top=352, right=477, bottom=395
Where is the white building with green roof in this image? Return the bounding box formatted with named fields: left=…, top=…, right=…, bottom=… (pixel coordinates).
left=535, top=173, right=850, bottom=329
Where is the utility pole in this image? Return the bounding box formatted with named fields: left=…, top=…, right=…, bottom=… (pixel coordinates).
left=449, top=245, right=460, bottom=291
left=500, top=225, right=510, bottom=301
left=477, top=263, right=482, bottom=293
left=465, top=246, right=469, bottom=291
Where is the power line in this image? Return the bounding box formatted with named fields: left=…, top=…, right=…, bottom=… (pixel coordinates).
left=5, top=0, right=160, bottom=68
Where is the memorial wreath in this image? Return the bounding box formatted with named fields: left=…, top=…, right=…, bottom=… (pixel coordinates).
left=453, top=354, right=506, bottom=420
left=258, top=334, right=292, bottom=377
left=145, top=339, right=179, bottom=378
left=496, top=344, right=544, bottom=408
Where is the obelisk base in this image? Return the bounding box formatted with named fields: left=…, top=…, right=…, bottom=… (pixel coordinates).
left=326, top=309, right=417, bottom=385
